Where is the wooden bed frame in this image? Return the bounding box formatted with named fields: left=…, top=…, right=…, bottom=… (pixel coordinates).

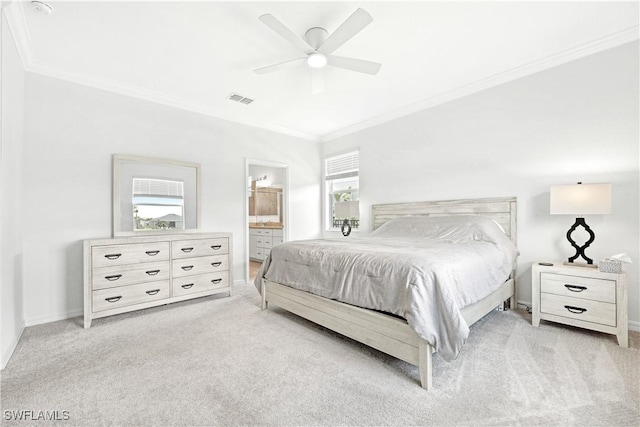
left=260, top=197, right=517, bottom=390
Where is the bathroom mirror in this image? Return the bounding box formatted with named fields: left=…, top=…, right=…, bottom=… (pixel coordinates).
left=113, top=154, right=200, bottom=236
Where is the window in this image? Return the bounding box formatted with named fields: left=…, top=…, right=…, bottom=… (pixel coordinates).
left=132, top=178, right=185, bottom=231
left=324, top=150, right=359, bottom=230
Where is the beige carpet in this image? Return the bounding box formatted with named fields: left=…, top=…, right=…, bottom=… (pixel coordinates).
left=2, top=282, right=638, bottom=426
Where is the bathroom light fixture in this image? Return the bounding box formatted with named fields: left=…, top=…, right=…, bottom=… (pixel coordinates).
left=31, top=1, right=54, bottom=15
left=307, top=52, right=327, bottom=69
left=550, top=182, right=611, bottom=266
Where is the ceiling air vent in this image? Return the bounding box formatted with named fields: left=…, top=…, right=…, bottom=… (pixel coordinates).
left=227, top=93, right=254, bottom=105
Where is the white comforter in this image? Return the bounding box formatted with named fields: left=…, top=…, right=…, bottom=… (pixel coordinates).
left=254, top=215, right=518, bottom=361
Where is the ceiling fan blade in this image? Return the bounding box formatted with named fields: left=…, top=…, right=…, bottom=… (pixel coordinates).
left=259, top=14, right=315, bottom=54
left=327, top=55, right=381, bottom=75
left=317, top=8, right=373, bottom=55
left=254, top=57, right=307, bottom=74
left=311, top=68, right=325, bottom=95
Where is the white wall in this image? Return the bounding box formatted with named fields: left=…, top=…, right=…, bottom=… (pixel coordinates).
left=1, top=11, right=26, bottom=368
left=20, top=73, right=321, bottom=326
left=322, top=42, right=640, bottom=327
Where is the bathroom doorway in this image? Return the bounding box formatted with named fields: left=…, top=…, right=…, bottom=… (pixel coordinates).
left=245, top=159, right=289, bottom=284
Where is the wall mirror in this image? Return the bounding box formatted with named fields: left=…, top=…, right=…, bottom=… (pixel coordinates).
left=113, top=154, right=201, bottom=236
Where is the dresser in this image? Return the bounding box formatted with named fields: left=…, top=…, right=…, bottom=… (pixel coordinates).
left=531, top=262, right=627, bottom=347
left=84, top=232, right=232, bottom=328
left=249, top=227, right=283, bottom=261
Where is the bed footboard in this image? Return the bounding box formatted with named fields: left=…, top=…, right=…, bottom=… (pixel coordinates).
left=262, top=279, right=436, bottom=389
left=260, top=278, right=514, bottom=390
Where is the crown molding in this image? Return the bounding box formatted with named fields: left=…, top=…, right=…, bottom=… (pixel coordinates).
left=321, top=25, right=640, bottom=142
left=26, top=59, right=322, bottom=142
left=3, top=1, right=321, bottom=142
left=3, top=0, right=36, bottom=69
left=4, top=1, right=638, bottom=144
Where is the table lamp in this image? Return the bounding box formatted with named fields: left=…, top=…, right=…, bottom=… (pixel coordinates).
left=550, top=182, right=611, bottom=266
left=334, top=200, right=359, bottom=236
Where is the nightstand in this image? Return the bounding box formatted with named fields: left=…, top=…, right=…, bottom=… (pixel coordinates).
left=532, top=262, right=628, bottom=347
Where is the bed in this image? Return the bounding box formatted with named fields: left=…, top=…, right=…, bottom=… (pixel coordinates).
left=254, top=197, right=517, bottom=390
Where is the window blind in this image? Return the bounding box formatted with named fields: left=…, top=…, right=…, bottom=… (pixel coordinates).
left=133, top=178, right=184, bottom=198
left=325, top=151, right=359, bottom=180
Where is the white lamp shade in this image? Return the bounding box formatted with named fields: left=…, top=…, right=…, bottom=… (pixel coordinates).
left=335, top=201, right=359, bottom=219
left=550, top=183, right=612, bottom=215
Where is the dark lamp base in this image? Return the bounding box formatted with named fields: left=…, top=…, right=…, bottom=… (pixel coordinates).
left=562, top=261, right=598, bottom=268
left=341, top=219, right=352, bottom=237
left=566, top=217, right=596, bottom=265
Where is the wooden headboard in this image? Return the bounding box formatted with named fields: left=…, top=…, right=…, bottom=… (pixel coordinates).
left=371, top=197, right=517, bottom=246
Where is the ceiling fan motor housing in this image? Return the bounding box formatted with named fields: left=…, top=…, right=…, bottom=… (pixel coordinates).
left=304, top=27, right=329, bottom=50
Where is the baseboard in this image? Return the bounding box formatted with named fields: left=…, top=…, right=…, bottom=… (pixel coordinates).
left=24, top=309, right=83, bottom=327
left=25, top=284, right=246, bottom=328
left=518, top=299, right=640, bottom=332
left=1, top=320, right=25, bottom=370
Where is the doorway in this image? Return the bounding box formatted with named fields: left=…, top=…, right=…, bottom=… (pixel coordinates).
left=245, top=159, right=289, bottom=284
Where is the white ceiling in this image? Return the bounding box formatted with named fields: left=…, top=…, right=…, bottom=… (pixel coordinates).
left=5, top=1, right=639, bottom=141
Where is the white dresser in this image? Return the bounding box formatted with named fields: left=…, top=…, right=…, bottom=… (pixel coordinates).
left=84, top=232, right=232, bottom=328
left=249, top=227, right=283, bottom=261
left=531, top=262, right=627, bottom=347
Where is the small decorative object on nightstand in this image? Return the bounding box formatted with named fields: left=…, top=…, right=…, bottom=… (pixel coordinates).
left=532, top=262, right=627, bottom=347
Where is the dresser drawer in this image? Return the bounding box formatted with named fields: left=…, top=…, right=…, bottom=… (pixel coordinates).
left=172, top=255, right=229, bottom=278
left=173, top=272, right=229, bottom=297
left=92, top=242, right=170, bottom=268
left=251, top=228, right=273, bottom=237
left=540, top=293, right=616, bottom=327
left=172, top=238, right=229, bottom=259
left=540, top=272, right=615, bottom=303
left=92, top=280, right=170, bottom=312
left=92, top=261, right=170, bottom=290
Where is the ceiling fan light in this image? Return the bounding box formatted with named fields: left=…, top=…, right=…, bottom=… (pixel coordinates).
left=307, top=53, right=327, bottom=68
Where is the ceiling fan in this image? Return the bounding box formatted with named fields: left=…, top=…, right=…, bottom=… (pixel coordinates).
left=254, top=8, right=382, bottom=94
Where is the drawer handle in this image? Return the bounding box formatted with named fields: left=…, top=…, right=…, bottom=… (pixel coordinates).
left=211, top=262, right=222, bottom=267
left=181, top=283, right=194, bottom=289
left=105, top=274, right=122, bottom=281
left=181, top=247, right=194, bottom=253
left=145, top=250, right=160, bottom=256
left=564, top=305, right=587, bottom=314
left=104, top=253, right=121, bottom=260
left=181, top=265, right=194, bottom=271
left=211, top=278, right=223, bottom=284
left=105, top=296, right=122, bottom=303
left=211, top=245, right=222, bottom=250
left=145, top=289, right=160, bottom=295
left=564, top=284, right=587, bottom=292
left=145, top=270, right=160, bottom=276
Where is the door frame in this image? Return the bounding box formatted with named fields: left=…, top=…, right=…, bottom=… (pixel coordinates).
left=245, top=158, right=289, bottom=284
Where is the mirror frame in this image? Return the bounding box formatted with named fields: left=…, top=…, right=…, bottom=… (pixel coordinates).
left=112, top=154, right=201, bottom=236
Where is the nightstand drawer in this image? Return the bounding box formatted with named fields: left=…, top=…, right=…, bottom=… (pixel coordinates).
left=540, top=293, right=616, bottom=327
left=540, top=272, right=615, bottom=303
